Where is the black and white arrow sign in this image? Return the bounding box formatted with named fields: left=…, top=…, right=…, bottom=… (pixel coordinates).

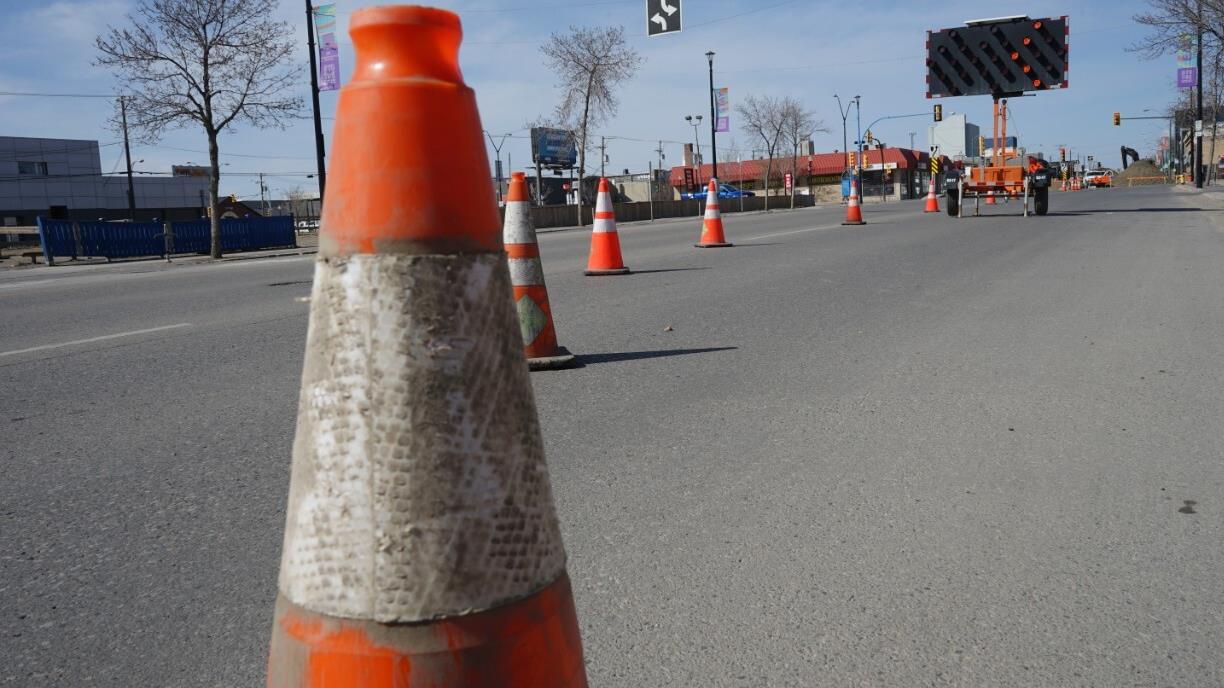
left=646, top=0, right=681, bottom=37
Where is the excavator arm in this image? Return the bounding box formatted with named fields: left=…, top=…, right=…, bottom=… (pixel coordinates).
left=1121, top=146, right=1140, bottom=170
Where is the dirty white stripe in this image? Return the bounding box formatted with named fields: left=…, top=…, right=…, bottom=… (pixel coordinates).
left=502, top=202, right=537, bottom=245
left=508, top=256, right=545, bottom=286
left=0, top=323, right=192, bottom=357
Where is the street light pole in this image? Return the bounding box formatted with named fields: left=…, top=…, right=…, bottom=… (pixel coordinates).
left=685, top=114, right=704, bottom=186
left=484, top=130, right=508, bottom=203
left=707, top=51, right=718, bottom=180
left=834, top=94, right=851, bottom=164
left=854, top=95, right=863, bottom=195
left=304, top=0, right=327, bottom=204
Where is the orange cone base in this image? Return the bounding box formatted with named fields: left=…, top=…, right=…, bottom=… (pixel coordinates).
left=584, top=267, right=631, bottom=276
left=268, top=574, right=588, bottom=688
left=695, top=242, right=733, bottom=248
left=842, top=219, right=866, bottom=226
left=923, top=199, right=939, bottom=213
left=528, top=346, right=578, bottom=371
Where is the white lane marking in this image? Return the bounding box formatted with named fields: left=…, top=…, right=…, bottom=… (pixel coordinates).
left=0, top=323, right=193, bottom=357
left=750, top=223, right=841, bottom=240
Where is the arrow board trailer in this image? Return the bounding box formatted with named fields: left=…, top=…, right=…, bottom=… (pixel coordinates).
left=927, top=15, right=1067, bottom=218
left=647, top=0, right=682, bottom=37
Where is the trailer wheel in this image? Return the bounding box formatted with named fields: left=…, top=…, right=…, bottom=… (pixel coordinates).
left=946, top=189, right=959, bottom=216
left=1034, top=187, right=1049, bottom=216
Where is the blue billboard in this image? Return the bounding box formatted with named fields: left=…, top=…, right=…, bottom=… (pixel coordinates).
left=531, top=127, right=578, bottom=168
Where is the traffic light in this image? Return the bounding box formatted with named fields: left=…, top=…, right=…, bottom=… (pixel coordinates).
left=865, top=130, right=874, bottom=144
left=1113, top=112, right=1121, bottom=126
left=978, top=135, right=986, bottom=157
left=1060, top=146, right=1066, bottom=162
left=934, top=104, right=943, bottom=122
left=847, top=151, right=857, bottom=168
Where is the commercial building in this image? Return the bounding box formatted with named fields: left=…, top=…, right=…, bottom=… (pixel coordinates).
left=0, top=136, right=210, bottom=225
left=669, top=147, right=932, bottom=203
left=927, top=113, right=981, bottom=160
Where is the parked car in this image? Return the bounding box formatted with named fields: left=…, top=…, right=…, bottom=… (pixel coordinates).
left=681, top=183, right=756, bottom=200
left=1084, top=170, right=1113, bottom=188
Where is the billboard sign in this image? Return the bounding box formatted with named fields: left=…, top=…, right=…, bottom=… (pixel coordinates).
left=531, top=127, right=578, bottom=167
left=1178, top=67, right=1197, bottom=89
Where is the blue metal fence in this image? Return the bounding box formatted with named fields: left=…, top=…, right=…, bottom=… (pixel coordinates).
left=36, top=216, right=297, bottom=265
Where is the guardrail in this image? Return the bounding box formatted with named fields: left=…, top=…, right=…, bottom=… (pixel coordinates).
left=35, top=216, right=296, bottom=265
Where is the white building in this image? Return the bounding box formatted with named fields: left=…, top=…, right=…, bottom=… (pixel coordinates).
left=0, top=136, right=210, bottom=225
left=927, top=113, right=981, bottom=160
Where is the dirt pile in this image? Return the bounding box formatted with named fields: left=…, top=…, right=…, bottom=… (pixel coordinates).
left=1113, top=159, right=1166, bottom=184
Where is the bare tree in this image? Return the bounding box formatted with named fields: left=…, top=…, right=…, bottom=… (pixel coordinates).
left=738, top=94, right=788, bottom=211
left=540, top=26, right=642, bottom=223
left=780, top=98, right=827, bottom=209
left=1133, top=1, right=1224, bottom=57
left=285, top=186, right=317, bottom=225
left=97, top=0, right=302, bottom=258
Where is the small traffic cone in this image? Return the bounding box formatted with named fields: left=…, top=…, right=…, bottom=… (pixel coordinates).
left=1061, top=177, right=1068, bottom=192
left=504, top=172, right=575, bottom=371
left=923, top=176, right=940, bottom=212
left=986, top=190, right=996, bottom=205
left=842, top=176, right=866, bottom=225
left=695, top=178, right=732, bottom=247
left=585, top=177, right=630, bottom=275
left=267, top=7, right=587, bottom=687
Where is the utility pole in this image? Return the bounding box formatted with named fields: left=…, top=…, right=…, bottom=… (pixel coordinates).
left=119, top=95, right=136, bottom=220
left=304, top=0, right=327, bottom=204
left=707, top=51, right=718, bottom=180
left=259, top=172, right=270, bottom=215
left=1196, top=4, right=1204, bottom=188
left=656, top=140, right=665, bottom=199
left=600, top=136, right=607, bottom=177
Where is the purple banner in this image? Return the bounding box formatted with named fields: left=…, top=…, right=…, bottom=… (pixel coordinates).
left=1178, top=67, right=1197, bottom=89
left=313, top=4, right=340, bottom=91
left=714, top=87, right=730, bottom=133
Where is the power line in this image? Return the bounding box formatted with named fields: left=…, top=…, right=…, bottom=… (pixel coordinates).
left=0, top=90, right=118, bottom=99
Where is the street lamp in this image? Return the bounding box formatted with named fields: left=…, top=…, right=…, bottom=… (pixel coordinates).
left=706, top=51, right=718, bottom=180
left=685, top=114, right=704, bottom=185
left=484, top=130, right=509, bottom=203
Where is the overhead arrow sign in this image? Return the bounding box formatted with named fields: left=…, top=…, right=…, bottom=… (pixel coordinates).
left=646, top=0, right=682, bottom=37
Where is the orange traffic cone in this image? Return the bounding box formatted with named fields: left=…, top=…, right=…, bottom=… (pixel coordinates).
left=923, top=176, right=940, bottom=212
left=696, top=178, right=732, bottom=247
left=986, top=190, right=996, bottom=205
left=504, top=172, right=575, bottom=370
left=585, top=177, right=630, bottom=275
left=1061, top=177, right=1069, bottom=191
left=842, top=176, right=866, bottom=225
left=266, top=7, right=587, bottom=687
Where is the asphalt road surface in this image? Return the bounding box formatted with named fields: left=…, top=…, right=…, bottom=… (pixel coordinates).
left=2, top=186, right=1222, bottom=686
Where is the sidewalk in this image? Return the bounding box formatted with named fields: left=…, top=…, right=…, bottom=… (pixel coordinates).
left=0, top=232, right=320, bottom=272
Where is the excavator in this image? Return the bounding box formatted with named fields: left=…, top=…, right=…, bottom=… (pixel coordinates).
left=1120, top=146, right=1140, bottom=170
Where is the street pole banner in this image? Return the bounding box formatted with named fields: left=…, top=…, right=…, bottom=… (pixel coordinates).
left=314, top=3, right=341, bottom=91
left=646, top=0, right=681, bottom=37
left=715, top=87, right=730, bottom=132
left=1177, top=33, right=1195, bottom=90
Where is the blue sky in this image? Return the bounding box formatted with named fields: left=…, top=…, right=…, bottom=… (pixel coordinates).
left=0, top=0, right=1185, bottom=201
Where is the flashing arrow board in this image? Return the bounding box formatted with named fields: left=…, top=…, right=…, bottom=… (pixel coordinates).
left=647, top=0, right=681, bottom=37
left=926, top=16, right=1069, bottom=98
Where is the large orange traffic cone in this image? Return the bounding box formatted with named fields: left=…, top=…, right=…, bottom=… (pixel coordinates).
left=842, top=176, right=866, bottom=225
left=585, top=177, right=630, bottom=275
left=267, top=7, right=587, bottom=687
left=504, top=172, right=575, bottom=371
left=696, top=177, right=732, bottom=247
left=923, top=176, right=940, bottom=213
left=986, top=190, right=997, bottom=205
